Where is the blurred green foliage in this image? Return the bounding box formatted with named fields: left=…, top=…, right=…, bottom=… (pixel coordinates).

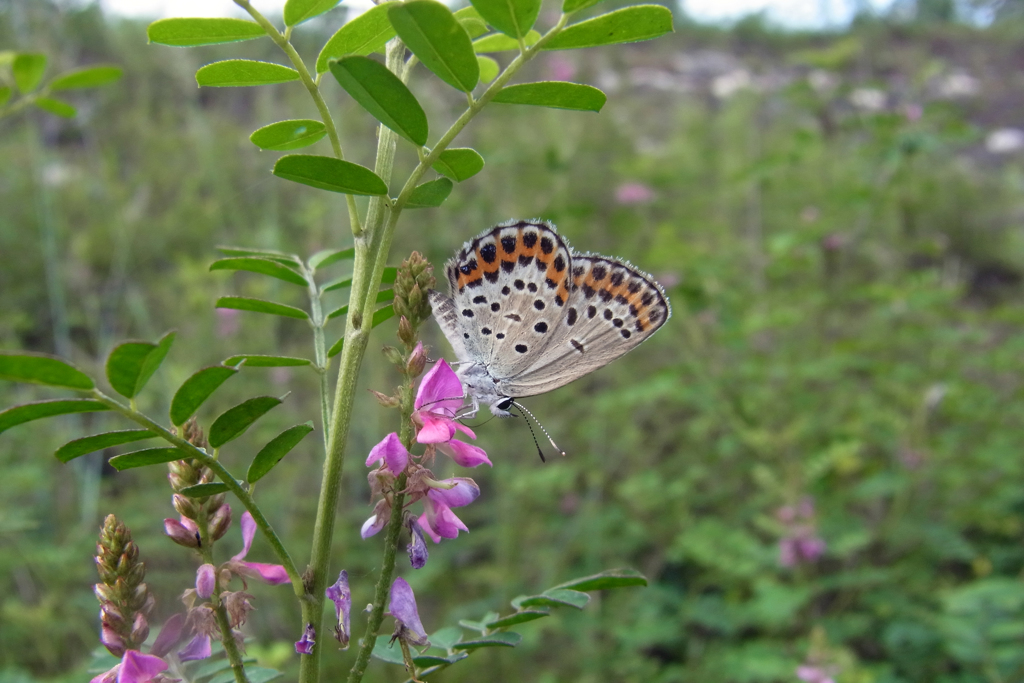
left=3, top=2, right=1024, bottom=682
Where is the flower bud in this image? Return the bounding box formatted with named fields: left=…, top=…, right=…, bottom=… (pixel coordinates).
left=100, top=602, right=126, bottom=628
left=397, top=315, right=415, bottom=346
left=382, top=345, right=404, bottom=367
left=369, top=390, right=401, bottom=408
left=196, top=564, right=216, bottom=599
left=405, top=341, right=426, bottom=378
left=164, top=518, right=200, bottom=548
left=173, top=493, right=199, bottom=521
left=100, top=623, right=127, bottom=657
left=131, top=612, right=150, bottom=645
left=209, top=504, right=232, bottom=541
left=207, top=493, right=227, bottom=514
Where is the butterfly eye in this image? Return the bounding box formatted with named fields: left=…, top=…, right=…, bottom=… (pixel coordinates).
left=497, top=398, right=514, bottom=411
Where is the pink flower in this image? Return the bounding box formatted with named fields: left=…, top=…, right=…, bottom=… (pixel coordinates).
left=216, top=308, right=240, bottom=338
left=227, top=512, right=290, bottom=585
left=388, top=578, right=429, bottom=647
left=196, top=564, right=216, bottom=599
left=797, top=664, right=836, bottom=683
left=365, top=432, right=409, bottom=475
left=615, top=182, right=654, bottom=205
left=417, top=478, right=480, bottom=543
left=413, top=360, right=490, bottom=468
left=546, top=55, right=576, bottom=81
left=90, top=650, right=168, bottom=683
left=163, top=516, right=199, bottom=548
left=178, top=634, right=212, bottom=662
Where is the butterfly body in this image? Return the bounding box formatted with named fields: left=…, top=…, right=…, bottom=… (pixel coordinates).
left=430, top=220, right=670, bottom=417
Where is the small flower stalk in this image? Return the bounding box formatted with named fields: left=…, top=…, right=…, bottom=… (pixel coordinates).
left=392, top=251, right=436, bottom=344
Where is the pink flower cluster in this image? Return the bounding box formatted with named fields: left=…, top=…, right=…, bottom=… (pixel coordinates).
left=363, top=356, right=487, bottom=552
left=777, top=498, right=826, bottom=568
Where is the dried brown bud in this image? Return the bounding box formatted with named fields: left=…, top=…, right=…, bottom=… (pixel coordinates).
left=382, top=345, right=404, bottom=367
left=370, top=389, right=401, bottom=408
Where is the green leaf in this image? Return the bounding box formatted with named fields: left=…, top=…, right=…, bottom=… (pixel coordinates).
left=477, top=55, right=499, bottom=83
left=372, top=304, right=396, bottom=327
left=0, top=86, right=11, bottom=106
left=209, top=257, right=308, bottom=286
left=170, top=365, right=238, bottom=426
left=552, top=568, right=648, bottom=591
left=50, top=65, right=123, bottom=90
left=432, top=148, right=485, bottom=182
left=309, top=247, right=355, bottom=270
left=147, top=18, right=267, bottom=47
left=327, top=290, right=394, bottom=321
left=215, top=297, right=309, bottom=320
left=562, top=0, right=607, bottom=14
left=458, top=612, right=499, bottom=632
left=55, top=430, right=156, bottom=463
left=196, top=60, right=300, bottom=87
left=250, top=119, right=327, bottom=151
left=109, top=447, right=184, bottom=470
left=327, top=336, right=344, bottom=358
left=454, top=6, right=489, bottom=37
left=0, top=352, right=94, bottom=390
left=428, top=626, right=464, bottom=650
left=388, top=0, right=479, bottom=92
left=35, top=97, right=76, bottom=118
left=371, top=635, right=406, bottom=665
left=316, top=4, right=396, bottom=73
left=180, top=482, right=230, bottom=497
left=106, top=332, right=175, bottom=399
left=470, top=0, right=541, bottom=39
left=208, top=396, right=283, bottom=448
left=544, top=5, right=673, bottom=50
left=13, top=53, right=46, bottom=92
left=472, top=30, right=539, bottom=52
left=329, top=56, right=429, bottom=147
left=516, top=588, right=590, bottom=610
left=0, top=399, right=108, bottom=435
left=406, top=178, right=454, bottom=208
left=485, top=610, right=550, bottom=628
left=493, top=81, right=606, bottom=112
left=224, top=355, right=312, bottom=368
left=284, top=0, right=341, bottom=26
left=247, top=422, right=314, bottom=483
left=216, top=246, right=299, bottom=264
left=273, top=155, right=389, bottom=195
left=452, top=632, right=522, bottom=649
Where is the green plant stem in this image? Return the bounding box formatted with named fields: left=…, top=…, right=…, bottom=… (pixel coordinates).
left=233, top=0, right=362, bottom=236
left=348, top=348, right=417, bottom=683
left=298, top=35, right=409, bottom=683
left=303, top=262, right=332, bottom=452
left=88, top=389, right=304, bottom=595
left=347, top=478, right=408, bottom=683
left=197, top=506, right=250, bottom=683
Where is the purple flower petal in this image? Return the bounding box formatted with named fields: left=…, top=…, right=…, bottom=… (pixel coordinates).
left=196, top=564, right=216, bottom=599
left=415, top=414, right=456, bottom=444
left=388, top=577, right=429, bottom=646
left=428, top=478, right=480, bottom=508
left=238, top=561, right=291, bottom=585
left=232, top=512, right=257, bottom=562
left=438, top=439, right=491, bottom=468
left=117, top=650, right=167, bottom=683
left=422, top=498, right=469, bottom=539
left=295, top=624, right=316, bottom=655
left=178, top=634, right=212, bottom=662
left=407, top=522, right=429, bottom=569
left=414, top=359, right=464, bottom=413
left=326, top=570, right=351, bottom=649
left=163, top=518, right=199, bottom=548
left=149, top=613, right=185, bottom=658
left=366, top=432, right=408, bottom=474
left=416, top=512, right=442, bottom=543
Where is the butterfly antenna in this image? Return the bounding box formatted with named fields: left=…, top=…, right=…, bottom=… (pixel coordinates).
left=511, top=400, right=566, bottom=459
left=510, top=403, right=546, bottom=462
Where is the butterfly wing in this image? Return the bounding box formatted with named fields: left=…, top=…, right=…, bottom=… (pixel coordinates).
left=428, top=289, right=473, bottom=363
left=438, top=220, right=573, bottom=379
left=497, top=255, right=671, bottom=397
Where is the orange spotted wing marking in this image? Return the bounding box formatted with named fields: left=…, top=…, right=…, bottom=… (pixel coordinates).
left=569, top=256, right=668, bottom=339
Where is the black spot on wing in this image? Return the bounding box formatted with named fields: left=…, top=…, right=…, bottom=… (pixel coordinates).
left=501, top=235, right=516, bottom=254
left=523, top=231, right=538, bottom=248
left=479, top=244, right=496, bottom=264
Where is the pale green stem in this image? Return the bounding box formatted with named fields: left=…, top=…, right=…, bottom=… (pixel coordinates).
left=302, top=261, right=332, bottom=452
left=233, top=0, right=363, bottom=236
left=88, top=390, right=305, bottom=595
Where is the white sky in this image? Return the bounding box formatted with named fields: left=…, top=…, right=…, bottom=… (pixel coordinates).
left=101, top=0, right=894, bottom=28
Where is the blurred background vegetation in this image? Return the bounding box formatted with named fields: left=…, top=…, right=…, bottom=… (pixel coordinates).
left=3, top=0, right=1024, bottom=681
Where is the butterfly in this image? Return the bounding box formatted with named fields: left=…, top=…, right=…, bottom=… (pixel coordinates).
left=429, top=219, right=671, bottom=418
